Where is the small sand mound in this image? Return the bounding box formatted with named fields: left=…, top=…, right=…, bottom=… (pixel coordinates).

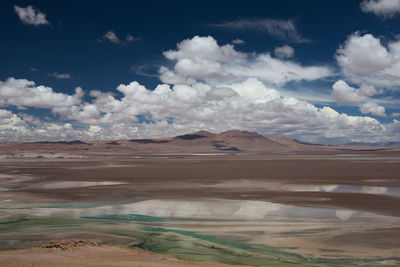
left=41, top=240, right=100, bottom=250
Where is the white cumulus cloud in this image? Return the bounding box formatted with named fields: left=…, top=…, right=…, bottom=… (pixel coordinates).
left=48, top=72, right=72, bottom=79
left=101, top=31, right=138, bottom=45
left=335, top=32, right=400, bottom=89
left=332, top=80, right=369, bottom=105
left=360, top=102, right=386, bottom=117
left=14, top=5, right=50, bottom=26
left=332, top=80, right=386, bottom=116
left=160, top=35, right=332, bottom=86
left=1, top=75, right=399, bottom=144
left=333, top=32, right=400, bottom=117
left=336, top=32, right=394, bottom=75
left=103, top=31, right=120, bottom=43
left=361, top=0, right=400, bottom=18
left=232, top=39, right=245, bottom=45
left=274, top=45, right=295, bottom=59
left=0, top=77, right=82, bottom=110
left=0, top=109, right=13, bottom=119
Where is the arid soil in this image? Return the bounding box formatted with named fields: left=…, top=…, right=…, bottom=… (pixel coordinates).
left=1, top=133, right=400, bottom=266
left=0, top=241, right=246, bottom=267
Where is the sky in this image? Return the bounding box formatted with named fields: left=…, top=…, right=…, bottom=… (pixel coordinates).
left=1, top=0, right=400, bottom=144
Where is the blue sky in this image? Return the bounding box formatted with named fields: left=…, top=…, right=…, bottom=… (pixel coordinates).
left=1, top=0, right=400, bottom=144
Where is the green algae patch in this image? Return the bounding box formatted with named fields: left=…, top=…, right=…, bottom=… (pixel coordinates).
left=135, top=226, right=390, bottom=267
left=135, top=226, right=326, bottom=267
left=0, top=217, right=392, bottom=267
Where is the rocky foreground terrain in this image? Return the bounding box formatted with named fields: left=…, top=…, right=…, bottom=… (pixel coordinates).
left=1, top=130, right=400, bottom=266
left=0, top=240, right=246, bottom=267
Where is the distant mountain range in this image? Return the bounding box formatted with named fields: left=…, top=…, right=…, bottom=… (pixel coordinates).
left=1, top=130, right=398, bottom=154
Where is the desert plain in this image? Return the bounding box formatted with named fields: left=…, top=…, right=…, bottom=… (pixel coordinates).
left=0, top=130, right=400, bottom=266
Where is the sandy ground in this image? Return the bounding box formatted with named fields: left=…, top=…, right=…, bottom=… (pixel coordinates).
left=0, top=244, right=247, bottom=267
left=1, top=152, right=400, bottom=264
